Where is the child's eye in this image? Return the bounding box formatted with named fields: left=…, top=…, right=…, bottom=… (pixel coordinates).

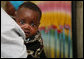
left=30, top=21, right=36, bottom=27
left=20, top=20, right=25, bottom=24
left=31, top=23, right=35, bottom=27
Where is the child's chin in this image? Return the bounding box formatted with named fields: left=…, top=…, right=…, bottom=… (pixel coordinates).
left=26, top=35, right=30, bottom=39
left=26, top=34, right=32, bottom=39
left=25, top=34, right=29, bottom=38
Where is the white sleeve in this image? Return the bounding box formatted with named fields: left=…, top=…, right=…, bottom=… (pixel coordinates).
left=1, top=8, right=28, bottom=58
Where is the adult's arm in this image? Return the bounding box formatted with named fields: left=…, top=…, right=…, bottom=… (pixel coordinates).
left=1, top=8, right=28, bottom=58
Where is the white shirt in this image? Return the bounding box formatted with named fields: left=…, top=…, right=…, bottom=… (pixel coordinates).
left=1, top=8, right=28, bottom=58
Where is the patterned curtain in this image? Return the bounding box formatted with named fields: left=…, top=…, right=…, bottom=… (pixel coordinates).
left=31, top=1, right=73, bottom=58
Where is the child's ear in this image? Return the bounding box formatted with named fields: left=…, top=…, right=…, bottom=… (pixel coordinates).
left=13, top=11, right=17, bottom=21
left=39, top=22, right=40, bottom=25
left=15, top=11, right=17, bottom=16
left=38, top=22, right=40, bottom=26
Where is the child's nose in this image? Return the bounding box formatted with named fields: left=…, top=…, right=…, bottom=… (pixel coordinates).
left=24, top=24, right=31, bottom=30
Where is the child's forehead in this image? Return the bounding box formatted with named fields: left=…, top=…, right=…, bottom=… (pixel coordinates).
left=18, top=7, right=39, bottom=14
left=16, top=7, right=40, bottom=21
left=17, top=8, right=39, bottom=16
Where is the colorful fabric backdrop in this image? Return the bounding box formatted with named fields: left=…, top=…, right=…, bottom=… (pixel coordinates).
left=31, top=1, right=73, bottom=58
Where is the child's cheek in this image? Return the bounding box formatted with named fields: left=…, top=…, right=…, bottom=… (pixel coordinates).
left=31, top=27, right=38, bottom=35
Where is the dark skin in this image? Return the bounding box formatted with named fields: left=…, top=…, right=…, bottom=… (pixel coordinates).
left=14, top=7, right=40, bottom=39
left=14, top=7, right=46, bottom=58
left=5, top=1, right=16, bottom=16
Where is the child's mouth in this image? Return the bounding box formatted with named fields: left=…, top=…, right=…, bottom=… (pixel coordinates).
left=24, top=31, right=30, bottom=36
left=24, top=30, right=31, bottom=38
left=25, top=32, right=30, bottom=34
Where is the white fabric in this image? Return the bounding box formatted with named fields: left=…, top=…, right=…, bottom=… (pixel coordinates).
left=1, top=8, right=28, bottom=58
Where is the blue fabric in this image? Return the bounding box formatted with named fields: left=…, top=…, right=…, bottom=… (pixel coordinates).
left=9, top=1, right=24, bottom=10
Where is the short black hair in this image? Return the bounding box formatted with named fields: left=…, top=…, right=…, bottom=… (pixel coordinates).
left=19, top=2, right=42, bottom=20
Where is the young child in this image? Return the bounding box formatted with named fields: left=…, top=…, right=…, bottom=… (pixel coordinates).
left=12, top=2, right=46, bottom=58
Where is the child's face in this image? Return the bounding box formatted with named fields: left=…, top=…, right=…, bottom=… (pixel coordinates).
left=15, top=7, right=40, bottom=38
